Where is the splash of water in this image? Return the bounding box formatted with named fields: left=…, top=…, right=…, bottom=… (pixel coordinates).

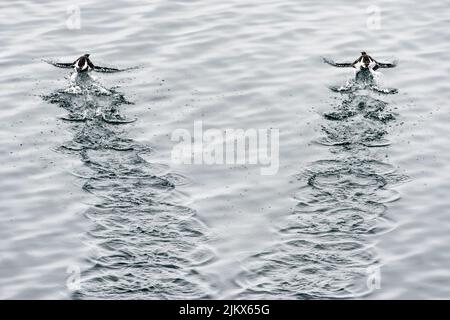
left=329, top=67, right=398, bottom=94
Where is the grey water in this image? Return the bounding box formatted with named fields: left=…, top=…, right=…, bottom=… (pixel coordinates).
left=1, top=0, right=450, bottom=299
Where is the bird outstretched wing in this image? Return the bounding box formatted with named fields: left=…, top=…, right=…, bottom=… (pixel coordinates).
left=93, top=66, right=122, bottom=73
left=322, top=57, right=353, bottom=67
left=46, top=61, right=74, bottom=69
left=376, top=61, right=398, bottom=68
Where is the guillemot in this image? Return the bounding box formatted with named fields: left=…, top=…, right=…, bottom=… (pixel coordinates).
left=323, top=52, right=398, bottom=94
left=46, top=54, right=122, bottom=73
left=352, top=51, right=378, bottom=69
left=322, top=53, right=397, bottom=69
left=73, top=53, right=95, bottom=73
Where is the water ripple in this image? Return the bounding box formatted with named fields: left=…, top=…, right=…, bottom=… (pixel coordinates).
left=234, top=85, right=408, bottom=299
left=42, top=71, right=216, bottom=299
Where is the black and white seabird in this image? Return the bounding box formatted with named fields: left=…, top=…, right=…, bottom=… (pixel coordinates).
left=46, top=54, right=125, bottom=73
left=72, top=53, right=95, bottom=73
left=352, top=51, right=379, bottom=70
left=322, top=53, right=397, bottom=70
left=351, top=51, right=399, bottom=70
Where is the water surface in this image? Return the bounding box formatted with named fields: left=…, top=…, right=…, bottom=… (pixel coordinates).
left=1, top=0, right=450, bottom=299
